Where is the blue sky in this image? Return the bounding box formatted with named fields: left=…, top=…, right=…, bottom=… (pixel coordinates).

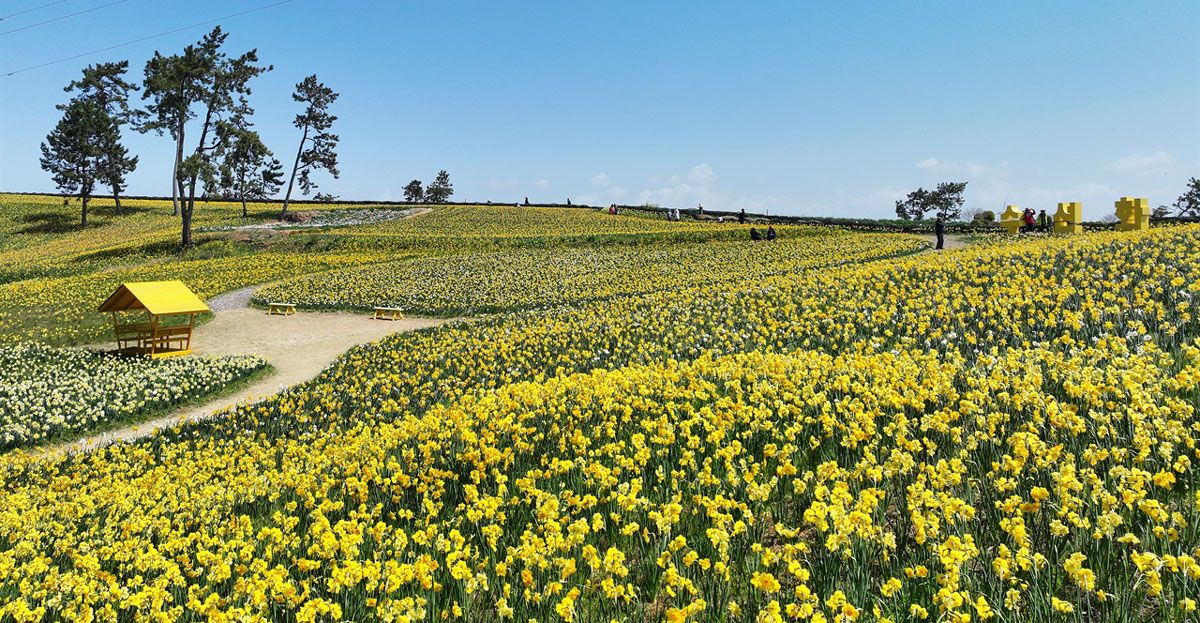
left=1, top=1, right=1197, bottom=217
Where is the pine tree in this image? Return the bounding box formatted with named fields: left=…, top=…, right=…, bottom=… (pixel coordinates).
left=424, top=170, right=453, bottom=203
left=64, top=61, right=142, bottom=213
left=141, top=27, right=270, bottom=247
left=208, top=112, right=283, bottom=217
left=40, top=99, right=112, bottom=227
left=404, top=179, right=424, bottom=202
left=282, top=75, right=339, bottom=215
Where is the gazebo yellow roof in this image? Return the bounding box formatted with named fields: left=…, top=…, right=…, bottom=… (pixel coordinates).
left=98, top=280, right=210, bottom=315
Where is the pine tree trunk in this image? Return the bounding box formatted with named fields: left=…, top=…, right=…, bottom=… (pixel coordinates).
left=172, top=128, right=184, bottom=216
left=181, top=205, right=192, bottom=248
left=282, top=125, right=308, bottom=216
left=112, top=185, right=122, bottom=214
left=81, top=193, right=89, bottom=227
left=240, top=171, right=248, bottom=217
left=180, top=104, right=216, bottom=248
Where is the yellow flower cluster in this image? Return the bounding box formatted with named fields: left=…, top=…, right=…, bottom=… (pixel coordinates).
left=345, top=204, right=737, bottom=240
left=0, top=222, right=1195, bottom=622
left=252, top=233, right=924, bottom=315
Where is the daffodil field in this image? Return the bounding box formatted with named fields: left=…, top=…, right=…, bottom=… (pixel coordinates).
left=0, top=343, right=266, bottom=450
left=0, top=191, right=1198, bottom=622
left=251, top=234, right=924, bottom=315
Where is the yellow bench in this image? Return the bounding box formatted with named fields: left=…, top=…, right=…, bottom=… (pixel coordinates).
left=372, top=306, right=404, bottom=321
left=267, top=302, right=296, bottom=316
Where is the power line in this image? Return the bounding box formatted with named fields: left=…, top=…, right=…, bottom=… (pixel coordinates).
left=1, top=0, right=298, bottom=77
left=1, top=0, right=128, bottom=36
left=0, top=0, right=73, bottom=21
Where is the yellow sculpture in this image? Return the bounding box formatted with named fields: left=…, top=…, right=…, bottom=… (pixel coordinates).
left=1054, top=202, right=1082, bottom=234
left=1115, top=197, right=1150, bottom=231
left=999, top=205, right=1022, bottom=234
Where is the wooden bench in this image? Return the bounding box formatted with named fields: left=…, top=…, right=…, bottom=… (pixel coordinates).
left=267, top=302, right=296, bottom=316
left=372, top=306, right=404, bottom=321
left=146, top=324, right=194, bottom=358
left=113, top=321, right=153, bottom=351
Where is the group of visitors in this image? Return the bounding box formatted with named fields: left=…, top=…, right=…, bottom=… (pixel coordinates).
left=749, top=226, right=777, bottom=241
left=1021, top=208, right=1053, bottom=233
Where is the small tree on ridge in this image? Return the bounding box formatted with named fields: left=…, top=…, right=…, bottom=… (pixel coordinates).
left=404, top=179, right=424, bottom=202
left=424, top=170, right=453, bottom=203
left=895, top=181, right=967, bottom=220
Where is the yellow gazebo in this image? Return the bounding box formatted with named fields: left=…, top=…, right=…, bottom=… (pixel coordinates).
left=98, top=280, right=209, bottom=358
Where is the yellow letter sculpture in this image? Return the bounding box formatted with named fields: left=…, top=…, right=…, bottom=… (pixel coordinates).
left=1115, top=197, right=1150, bottom=231
left=1054, top=202, right=1082, bottom=234
left=1000, top=205, right=1022, bottom=234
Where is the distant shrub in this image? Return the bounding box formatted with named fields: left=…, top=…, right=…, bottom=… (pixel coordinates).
left=973, top=210, right=995, bottom=224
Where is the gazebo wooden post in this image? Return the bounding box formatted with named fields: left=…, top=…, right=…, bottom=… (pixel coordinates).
left=186, top=313, right=196, bottom=351
left=148, top=313, right=159, bottom=358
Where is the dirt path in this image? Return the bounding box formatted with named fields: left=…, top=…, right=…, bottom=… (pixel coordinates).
left=920, top=234, right=968, bottom=251
left=53, top=299, right=454, bottom=454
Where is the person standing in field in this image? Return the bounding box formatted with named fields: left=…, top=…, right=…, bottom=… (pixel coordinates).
left=1037, top=209, right=1051, bottom=232
left=739, top=208, right=746, bottom=224
left=766, top=226, right=777, bottom=241
left=934, top=215, right=945, bottom=249
left=1022, top=208, right=1035, bottom=233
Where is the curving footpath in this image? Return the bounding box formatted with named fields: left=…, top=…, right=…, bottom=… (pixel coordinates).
left=50, top=287, right=454, bottom=454
left=920, top=233, right=968, bottom=252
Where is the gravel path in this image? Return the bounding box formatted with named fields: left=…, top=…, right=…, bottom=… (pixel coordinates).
left=48, top=296, right=457, bottom=455
left=207, top=286, right=257, bottom=312
left=920, top=234, right=968, bottom=251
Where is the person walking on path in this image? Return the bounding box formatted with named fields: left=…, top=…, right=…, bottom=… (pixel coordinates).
left=934, top=215, right=945, bottom=250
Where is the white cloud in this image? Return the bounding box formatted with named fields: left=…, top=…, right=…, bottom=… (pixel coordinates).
left=1017, top=182, right=1114, bottom=208
left=636, top=164, right=722, bottom=208
left=850, top=186, right=910, bottom=208
left=572, top=194, right=600, bottom=206
left=1107, top=151, right=1173, bottom=175
left=577, top=172, right=628, bottom=204
left=533, top=178, right=550, bottom=188
left=687, top=163, right=715, bottom=185
left=915, top=157, right=994, bottom=176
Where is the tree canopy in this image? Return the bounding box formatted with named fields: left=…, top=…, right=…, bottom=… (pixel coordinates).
left=424, top=170, right=453, bottom=203
left=63, top=61, right=140, bottom=212
left=207, top=111, right=284, bottom=216
left=40, top=99, right=114, bottom=227
left=895, top=182, right=968, bottom=220
left=404, top=179, right=424, bottom=202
